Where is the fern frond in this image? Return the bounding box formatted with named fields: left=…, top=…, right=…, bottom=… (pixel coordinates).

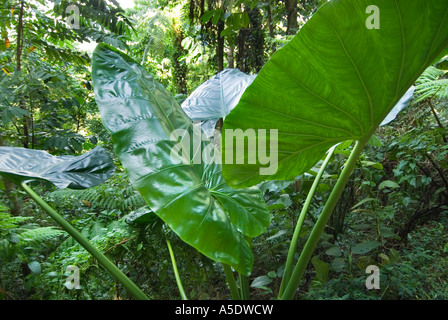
left=0, top=204, right=33, bottom=229
left=137, top=11, right=174, bottom=62
left=0, top=203, right=10, bottom=213
left=418, top=66, right=445, bottom=81
left=19, top=227, right=66, bottom=243
left=415, top=66, right=448, bottom=103
left=50, top=188, right=102, bottom=204
left=123, top=193, right=147, bottom=210
left=0, top=212, right=33, bottom=229
left=49, top=184, right=146, bottom=212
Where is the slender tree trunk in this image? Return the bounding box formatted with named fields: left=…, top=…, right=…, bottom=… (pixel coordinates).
left=237, top=5, right=250, bottom=73
left=227, top=43, right=234, bottom=69
left=200, top=0, right=205, bottom=39
left=16, top=1, right=29, bottom=149
left=189, top=0, right=196, bottom=22
left=267, top=2, right=277, bottom=54
left=427, top=99, right=447, bottom=143
left=16, top=2, right=24, bottom=72
left=237, top=6, right=265, bottom=73
left=249, top=7, right=265, bottom=73
left=285, top=0, right=298, bottom=35
left=237, top=28, right=249, bottom=73
left=217, top=18, right=225, bottom=72
left=173, top=28, right=188, bottom=94
left=267, top=2, right=274, bottom=38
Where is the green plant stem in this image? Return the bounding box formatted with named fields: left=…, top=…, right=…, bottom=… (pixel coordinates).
left=280, top=138, right=368, bottom=300
left=223, top=264, right=240, bottom=300
left=239, top=273, right=250, bottom=300
left=238, top=236, right=251, bottom=300
left=166, top=239, right=188, bottom=300
left=278, top=145, right=336, bottom=298
left=20, top=181, right=149, bottom=301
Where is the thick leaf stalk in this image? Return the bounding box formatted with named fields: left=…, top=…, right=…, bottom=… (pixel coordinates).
left=280, top=138, right=368, bottom=300
left=166, top=239, right=188, bottom=300
left=279, top=145, right=336, bottom=297
left=223, top=264, right=241, bottom=300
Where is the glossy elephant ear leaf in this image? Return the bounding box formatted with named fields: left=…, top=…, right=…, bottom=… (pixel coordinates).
left=222, top=0, right=448, bottom=188
left=0, top=146, right=115, bottom=189
left=380, top=85, right=415, bottom=126
left=182, top=68, right=256, bottom=122
left=91, top=43, right=269, bottom=276
left=181, top=68, right=256, bottom=136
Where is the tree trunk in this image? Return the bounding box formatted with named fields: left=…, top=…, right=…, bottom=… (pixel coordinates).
left=266, top=2, right=277, bottom=54
left=16, top=2, right=24, bottom=73
left=267, top=2, right=274, bottom=38
left=236, top=4, right=250, bottom=73
left=236, top=5, right=265, bottom=74
left=173, top=28, right=188, bottom=94
left=285, top=0, right=298, bottom=35
left=189, top=0, right=196, bottom=22
left=217, top=18, right=225, bottom=72
left=16, top=1, right=29, bottom=149
left=237, top=27, right=249, bottom=73
left=248, top=7, right=265, bottom=73
left=227, top=43, right=234, bottom=69
left=200, top=0, right=205, bottom=38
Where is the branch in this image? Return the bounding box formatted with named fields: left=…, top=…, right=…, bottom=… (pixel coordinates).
left=427, top=99, right=447, bottom=143
left=425, top=153, right=448, bottom=192
left=0, top=286, right=15, bottom=300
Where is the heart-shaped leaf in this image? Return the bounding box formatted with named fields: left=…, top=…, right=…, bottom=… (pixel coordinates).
left=181, top=68, right=256, bottom=136
left=251, top=275, right=272, bottom=288
left=0, top=146, right=115, bottom=189
left=222, top=0, right=448, bottom=188
left=92, top=44, right=270, bottom=275
left=28, top=261, right=42, bottom=275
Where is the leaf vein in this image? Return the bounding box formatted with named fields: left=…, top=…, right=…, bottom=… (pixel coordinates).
left=324, top=19, right=374, bottom=127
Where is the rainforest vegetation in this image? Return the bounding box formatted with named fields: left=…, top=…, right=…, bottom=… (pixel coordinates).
left=0, top=0, right=447, bottom=300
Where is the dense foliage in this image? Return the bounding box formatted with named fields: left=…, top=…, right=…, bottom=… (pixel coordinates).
left=0, top=0, right=447, bottom=300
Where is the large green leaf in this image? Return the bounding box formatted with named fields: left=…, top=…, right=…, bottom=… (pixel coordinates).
left=0, top=146, right=115, bottom=189
left=222, top=0, right=448, bottom=188
left=181, top=68, right=256, bottom=136
left=91, top=44, right=270, bottom=275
